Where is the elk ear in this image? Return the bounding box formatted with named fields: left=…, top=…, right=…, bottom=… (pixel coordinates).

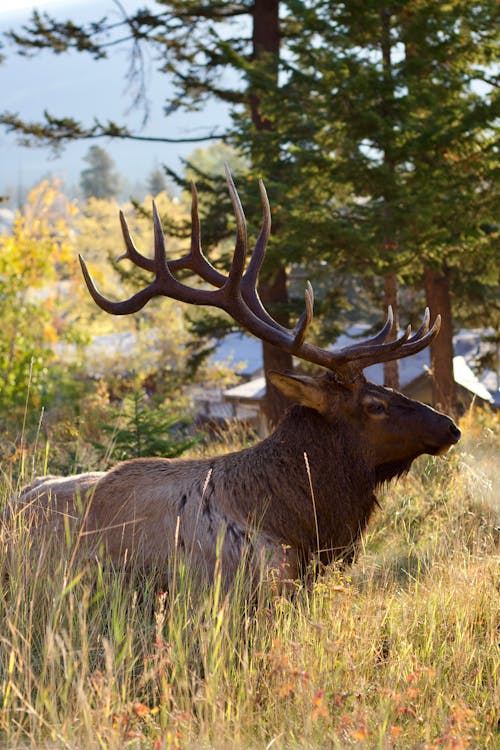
left=268, top=371, right=330, bottom=414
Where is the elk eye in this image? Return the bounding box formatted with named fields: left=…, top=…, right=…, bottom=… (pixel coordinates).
left=365, top=399, right=387, bottom=416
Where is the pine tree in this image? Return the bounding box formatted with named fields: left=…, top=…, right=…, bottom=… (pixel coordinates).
left=268, top=0, right=498, bottom=414
left=80, top=146, right=122, bottom=200
left=146, top=166, right=168, bottom=197
left=0, top=2, right=298, bottom=423
left=1, top=2, right=497, bottom=416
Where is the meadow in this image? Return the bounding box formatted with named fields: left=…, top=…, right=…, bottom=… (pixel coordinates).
left=0, top=407, right=498, bottom=749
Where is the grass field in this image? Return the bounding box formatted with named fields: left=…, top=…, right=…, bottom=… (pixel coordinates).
left=0, top=408, right=498, bottom=749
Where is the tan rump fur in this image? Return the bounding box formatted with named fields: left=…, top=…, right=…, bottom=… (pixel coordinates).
left=11, top=460, right=298, bottom=586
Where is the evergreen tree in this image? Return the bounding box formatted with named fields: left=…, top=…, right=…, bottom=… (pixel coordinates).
left=80, top=145, right=122, bottom=200
left=1, top=2, right=497, bottom=415
left=1, top=1, right=297, bottom=423
left=147, top=166, right=168, bottom=196
left=268, top=0, right=498, bottom=413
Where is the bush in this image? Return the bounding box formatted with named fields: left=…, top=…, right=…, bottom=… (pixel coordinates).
left=91, top=390, right=198, bottom=466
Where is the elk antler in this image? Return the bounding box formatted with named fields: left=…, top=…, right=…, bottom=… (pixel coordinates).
left=80, top=166, right=441, bottom=382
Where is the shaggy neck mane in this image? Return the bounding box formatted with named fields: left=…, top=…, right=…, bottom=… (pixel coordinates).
left=219, top=405, right=379, bottom=564
left=375, top=458, right=414, bottom=486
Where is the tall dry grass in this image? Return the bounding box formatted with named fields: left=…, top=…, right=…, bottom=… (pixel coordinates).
left=0, top=408, right=498, bottom=749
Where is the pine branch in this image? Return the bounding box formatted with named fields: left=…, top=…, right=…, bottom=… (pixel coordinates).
left=0, top=111, right=230, bottom=150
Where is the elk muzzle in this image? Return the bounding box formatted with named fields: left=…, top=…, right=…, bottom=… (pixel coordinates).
left=424, top=415, right=461, bottom=455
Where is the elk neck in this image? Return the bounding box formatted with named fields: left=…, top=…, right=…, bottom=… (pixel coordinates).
left=210, top=404, right=379, bottom=563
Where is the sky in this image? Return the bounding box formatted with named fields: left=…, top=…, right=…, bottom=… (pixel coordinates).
left=0, top=0, right=231, bottom=203
left=0, top=0, right=71, bottom=14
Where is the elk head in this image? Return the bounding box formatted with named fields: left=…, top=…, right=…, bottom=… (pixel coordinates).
left=269, top=371, right=460, bottom=477
left=79, top=166, right=460, bottom=464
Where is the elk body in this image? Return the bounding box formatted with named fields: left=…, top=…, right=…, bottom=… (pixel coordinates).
left=12, top=168, right=461, bottom=586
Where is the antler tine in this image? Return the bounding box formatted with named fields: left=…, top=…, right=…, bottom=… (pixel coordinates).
left=407, top=306, right=430, bottom=341
left=166, top=183, right=226, bottom=287
left=190, top=181, right=201, bottom=257
left=243, top=178, right=271, bottom=290
left=115, top=198, right=221, bottom=285
left=292, top=282, right=314, bottom=349
left=356, top=314, right=441, bottom=367
left=223, top=164, right=248, bottom=300
left=79, top=254, right=161, bottom=315
left=116, top=210, right=155, bottom=272
left=323, top=311, right=440, bottom=371
left=238, top=176, right=293, bottom=332
left=80, top=200, right=226, bottom=316
left=152, top=200, right=178, bottom=285
left=233, top=173, right=316, bottom=341
left=331, top=306, right=429, bottom=365
left=363, top=305, right=394, bottom=345
left=330, top=323, right=413, bottom=367
left=314, top=307, right=396, bottom=370
left=183, top=182, right=218, bottom=278
left=115, top=186, right=224, bottom=288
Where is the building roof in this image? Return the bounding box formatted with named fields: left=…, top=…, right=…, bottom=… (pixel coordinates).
left=225, top=377, right=266, bottom=402
left=209, top=332, right=263, bottom=377
left=363, top=355, right=493, bottom=403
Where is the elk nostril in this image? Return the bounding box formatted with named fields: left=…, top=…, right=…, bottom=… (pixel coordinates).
left=449, top=424, right=461, bottom=442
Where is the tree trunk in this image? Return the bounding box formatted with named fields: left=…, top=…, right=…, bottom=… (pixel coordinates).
left=380, top=8, right=400, bottom=390
left=383, top=270, right=400, bottom=389
left=251, top=0, right=292, bottom=426
left=250, top=0, right=280, bottom=130
left=423, top=267, right=457, bottom=416
left=259, top=267, right=292, bottom=427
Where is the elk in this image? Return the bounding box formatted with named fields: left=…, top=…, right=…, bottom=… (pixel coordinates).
left=12, top=167, right=461, bottom=586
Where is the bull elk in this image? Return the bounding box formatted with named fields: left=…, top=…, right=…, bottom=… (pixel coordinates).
left=12, top=167, right=461, bottom=586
